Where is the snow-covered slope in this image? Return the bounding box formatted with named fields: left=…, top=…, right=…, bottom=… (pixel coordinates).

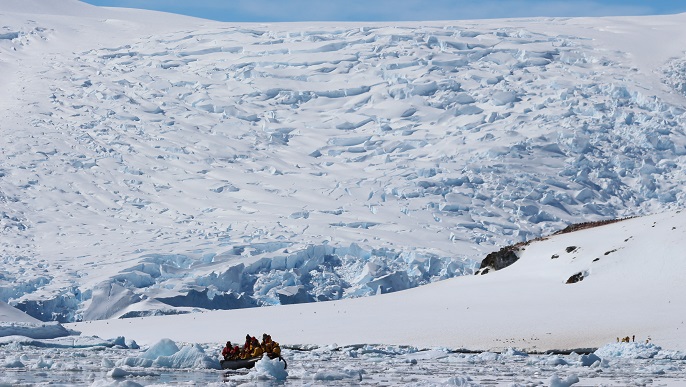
left=71, top=209, right=686, bottom=352
left=1, top=1, right=686, bottom=324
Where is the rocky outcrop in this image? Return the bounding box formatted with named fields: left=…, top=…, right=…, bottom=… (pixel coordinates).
left=475, top=245, right=521, bottom=275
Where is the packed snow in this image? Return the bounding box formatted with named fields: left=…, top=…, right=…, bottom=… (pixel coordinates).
left=1, top=0, right=686, bottom=385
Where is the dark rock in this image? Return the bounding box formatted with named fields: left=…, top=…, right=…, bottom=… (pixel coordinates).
left=476, top=246, right=520, bottom=274
left=566, top=272, right=585, bottom=284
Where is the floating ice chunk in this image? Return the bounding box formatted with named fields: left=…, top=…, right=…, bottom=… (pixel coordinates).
left=401, top=348, right=450, bottom=361
left=313, top=367, right=362, bottom=381
left=502, top=347, right=528, bottom=357
left=548, top=373, right=579, bottom=387
left=106, top=367, right=158, bottom=380
left=110, top=336, right=126, bottom=348
left=544, top=355, right=568, bottom=366
left=579, top=353, right=601, bottom=366
left=443, top=375, right=478, bottom=386
left=655, top=349, right=686, bottom=360
left=93, top=378, right=145, bottom=386
left=478, top=352, right=499, bottom=361
left=140, top=338, right=180, bottom=360
left=32, top=357, right=52, bottom=369
left=595, top=342, right=661, bottom=359
left=3, top=357, right=24, bottom=368
left=107, top=367, right=129, bottom=378
left=154, top=343, right=219, bottom=369
left=251, top=356, right=288, bottom=381
left=120, top=339, right=219, bottom=369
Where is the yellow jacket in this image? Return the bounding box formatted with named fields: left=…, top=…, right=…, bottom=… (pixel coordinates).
left=271, top=342, right=281, bottom=356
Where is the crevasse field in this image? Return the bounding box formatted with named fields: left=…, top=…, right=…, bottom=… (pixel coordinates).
left=2, top=0, right=686, bottom=385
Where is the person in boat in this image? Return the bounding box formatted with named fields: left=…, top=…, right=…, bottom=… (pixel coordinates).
left=260, top=334, right=272, bottom=354
left=250, top=337, right=263, bottom=357
left=266, top=335, right=281, bottom=356
left=271, top=340, right=281, bottom=356
left=222, top=341, right=233, bottom=360
left=252, top=343, right=264, bottom=357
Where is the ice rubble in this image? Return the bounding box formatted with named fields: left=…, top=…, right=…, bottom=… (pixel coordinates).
left=224, top=356, right=289, bottom=382
left=117, top=338, right=219, bottom=369
left=2, top=4, right=686, bottom=323
left=595, top=342, right=686, bottom=360
left=0, top=331, right=220, bottom=371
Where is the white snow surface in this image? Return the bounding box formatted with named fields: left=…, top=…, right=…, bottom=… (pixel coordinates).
left=1, top=0, right=686, bottom=361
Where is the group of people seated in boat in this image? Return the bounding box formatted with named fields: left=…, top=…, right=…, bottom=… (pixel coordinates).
left=222, top=333, right=281, bottom=360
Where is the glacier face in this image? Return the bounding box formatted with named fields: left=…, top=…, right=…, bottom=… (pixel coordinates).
left=1, top=8, right=686, bottom=321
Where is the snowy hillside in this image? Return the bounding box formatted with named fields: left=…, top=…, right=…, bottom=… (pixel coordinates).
left=73, top=208, right=686, bottom=352
left=1, top=1, right=686, bottom=323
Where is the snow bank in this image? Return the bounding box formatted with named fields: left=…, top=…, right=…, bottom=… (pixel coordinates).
left=117, top=338, right=219, bottom=369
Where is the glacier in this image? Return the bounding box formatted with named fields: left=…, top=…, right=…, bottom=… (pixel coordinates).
left=1, top=1, right=686, bottom=324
